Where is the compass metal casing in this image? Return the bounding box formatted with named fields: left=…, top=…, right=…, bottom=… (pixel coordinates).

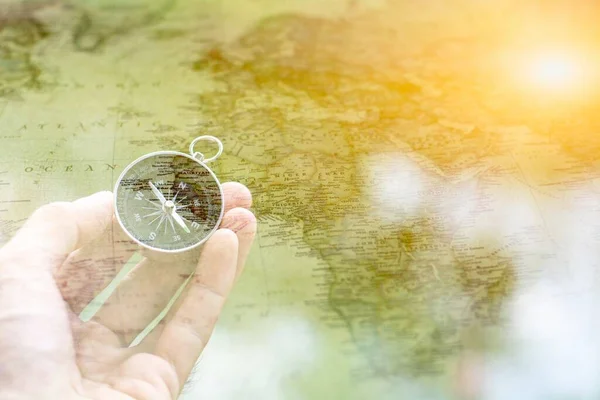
left=113, top=150, right=224, bottom=254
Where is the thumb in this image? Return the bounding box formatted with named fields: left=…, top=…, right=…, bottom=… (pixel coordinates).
left=1, top=191, right=114, bottom=271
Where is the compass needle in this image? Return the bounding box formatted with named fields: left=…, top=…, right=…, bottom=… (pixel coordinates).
left=172, top=211, right=190, bottom=234
left=144, top=198, right=162, bottom=209
left=148, top=181, right=167, bottom=204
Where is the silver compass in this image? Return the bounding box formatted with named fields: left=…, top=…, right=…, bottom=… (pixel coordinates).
left=113, top=136, right=224, bottom=253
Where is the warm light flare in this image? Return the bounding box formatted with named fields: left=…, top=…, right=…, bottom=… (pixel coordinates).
left=527, top=52, right=583, bottom=91
left=501, top=45, right=600, bottom=106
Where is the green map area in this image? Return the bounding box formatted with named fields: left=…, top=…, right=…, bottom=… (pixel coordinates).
left=3, top=1, right=600, bottom=399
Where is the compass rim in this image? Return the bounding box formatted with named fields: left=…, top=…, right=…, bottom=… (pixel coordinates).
left=113, top=150, right=225, bottom=254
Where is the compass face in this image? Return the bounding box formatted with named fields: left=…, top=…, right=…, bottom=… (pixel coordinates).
left=114, top=152, right=224, bottom=252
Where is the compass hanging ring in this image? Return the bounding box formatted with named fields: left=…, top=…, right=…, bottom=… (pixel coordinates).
left=114, top=136, right=225, bottom=253
left=189, top=135, right=223, bottom=163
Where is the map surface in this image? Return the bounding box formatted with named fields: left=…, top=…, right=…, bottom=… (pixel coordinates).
left=3, top=0, right=600, bottom=399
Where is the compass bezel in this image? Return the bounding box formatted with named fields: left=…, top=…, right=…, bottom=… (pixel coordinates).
left=113, top=150, right=225, bottom=254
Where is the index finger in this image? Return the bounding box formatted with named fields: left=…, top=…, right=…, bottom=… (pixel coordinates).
left=153, top=228, right=238, bottom=388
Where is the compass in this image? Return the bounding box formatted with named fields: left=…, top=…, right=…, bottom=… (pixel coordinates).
left=113, top=136, right=225, bottom=253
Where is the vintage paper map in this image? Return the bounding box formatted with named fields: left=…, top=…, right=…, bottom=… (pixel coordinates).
left=3, top=0, right=600, bottom=398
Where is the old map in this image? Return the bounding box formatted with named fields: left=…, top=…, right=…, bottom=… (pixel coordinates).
left=2, top=0, right=600, bottom=398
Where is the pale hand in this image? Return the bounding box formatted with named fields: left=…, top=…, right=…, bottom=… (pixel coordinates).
left=0, top=182, right=256, bottom=400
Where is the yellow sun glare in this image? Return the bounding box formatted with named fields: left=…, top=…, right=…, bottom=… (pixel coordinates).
left=526, top=52, right=584, bottom=91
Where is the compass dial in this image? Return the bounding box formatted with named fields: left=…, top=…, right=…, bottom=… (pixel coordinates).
left=114, top=152, right=224, bottom=252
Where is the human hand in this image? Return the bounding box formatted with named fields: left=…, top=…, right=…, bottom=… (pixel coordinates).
left=0, top=182, right=256, bottom=400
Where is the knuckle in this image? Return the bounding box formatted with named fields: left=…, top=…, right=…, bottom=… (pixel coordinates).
left=230, top=207, right=255, bottom=220
left=221, top=208, right=257, bottom=233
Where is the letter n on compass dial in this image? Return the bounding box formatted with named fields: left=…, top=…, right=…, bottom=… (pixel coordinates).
left=114, top=152, right=224, bottom=253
